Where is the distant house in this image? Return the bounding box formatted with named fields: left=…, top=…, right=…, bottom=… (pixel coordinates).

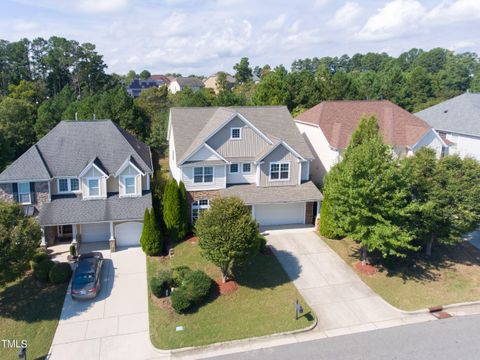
left=149, top=74, right=171, bottom=84
left=203, top=72, right=236, bottom=94
left=415, top=92, right=480, bottom=161
left=295, top=100, right=446, bottom=183
left=127, top=78, right=166, bottom=97
left=168, top=77, right=205, bottom=94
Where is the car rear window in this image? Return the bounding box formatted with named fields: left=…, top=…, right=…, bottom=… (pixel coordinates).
left=73, top=272, right=95, bottom=284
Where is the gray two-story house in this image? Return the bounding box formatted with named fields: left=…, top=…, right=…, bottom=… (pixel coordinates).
left=168, top=106, right=323, bottom=227
left=0, top=120, right=153, bottom=251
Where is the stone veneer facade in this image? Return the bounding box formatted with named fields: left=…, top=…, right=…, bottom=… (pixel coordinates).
left=0, top=183, right=14, bottom=202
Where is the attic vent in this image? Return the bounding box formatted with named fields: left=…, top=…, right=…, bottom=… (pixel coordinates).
left=443, top=109, right=448, bottom=113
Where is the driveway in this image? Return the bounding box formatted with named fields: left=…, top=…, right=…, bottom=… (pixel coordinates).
left=47, top=243, right=162, bottom=360
left=265, top=227, right=433, bottom=335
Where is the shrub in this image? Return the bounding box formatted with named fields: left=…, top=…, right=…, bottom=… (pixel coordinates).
left=171, top=288, right=192, bottom=313
left=30, top=251, right=49, bottom=271
left=69, top=245, right=77, bottom=257
left=257, top=234, right=267, bottom=253
left=183, top=270, right=212, bottom=303
left=150, top=269, right=173, bottom=298
left=172, top=265, right=192, bottom=287
left=49, top=263, right=72, bottom=284
left=141, top=208, right=164, bottom=256
left=34, top=259, right=55, bottom=282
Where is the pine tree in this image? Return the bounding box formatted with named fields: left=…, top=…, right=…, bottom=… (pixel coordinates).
left=148, top=208, right=163, bottom=255
left=140, top=208, right=151, bottom=254
left=178, top=181, right=190, bottom=240
left=163, top=179, right=182, bottom=242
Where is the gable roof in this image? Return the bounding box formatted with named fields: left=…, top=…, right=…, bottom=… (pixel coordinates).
left=0, top=120, right=153, bottom=182
left=295, top=100, right=433, bottom=149
left=205, top=73, right=236, bottom=84
left=0, top=145, right=51, bottom=182
left=415, top=92, right=480, bottom=137
left=170, top=106, right=313, bottom=165
left=173, top=77, right=205, bottom=88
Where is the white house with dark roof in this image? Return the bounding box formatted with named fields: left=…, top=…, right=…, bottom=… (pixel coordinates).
left=0, top=120, right=154, bottom=251
left=168, top=77, right=205, bottom=94
left=415, top=92, right=480, bottom=161
left=167, top=106, right=323, bottom=227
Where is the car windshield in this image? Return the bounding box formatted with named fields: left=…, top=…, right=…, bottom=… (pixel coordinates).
left=73, top=272, right=95, bottom=285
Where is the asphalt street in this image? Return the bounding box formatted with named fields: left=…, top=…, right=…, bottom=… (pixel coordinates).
left=210, top=314, right=480, bottom=360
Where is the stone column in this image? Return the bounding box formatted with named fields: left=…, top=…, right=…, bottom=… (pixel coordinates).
left=109, top=221, right=116, bottom=252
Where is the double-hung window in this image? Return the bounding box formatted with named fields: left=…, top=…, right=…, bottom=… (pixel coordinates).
left=230, top=163, right=239, bottom=173
left=18, top=182, right=31, bottom=204
left=270, top=162, right=290, bottom=180
left=193, top=167, right=213, bottom=183
left=124, top=176, right=136, bottom=195
left=58, top=178, right=80, bottom=193
left=242, top=163, right=251, bottom=173
left=87, top=178, right=100, bottom=197
left=192, top=199, right=210, bottom=222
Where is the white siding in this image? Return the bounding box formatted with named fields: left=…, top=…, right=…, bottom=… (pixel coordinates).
left=295, top=121, right=340, bottom=184
left=188, top=145, right=223, bottom=162
left=169, top=128, right=182, bottom=183
left=412, top=129, right=444, bottom=158
left=445, top=132, right=480, bottom=161
left=181, top=165, right=226, bottom=190
left=168, top=81, right=181, bottom=94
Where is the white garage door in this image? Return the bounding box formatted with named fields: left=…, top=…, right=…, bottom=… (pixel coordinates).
left=81, top=223, right=110, bottom=243
left=255, top=203, right=305, bottom=226
left=115, top=222, right=143, bottom=247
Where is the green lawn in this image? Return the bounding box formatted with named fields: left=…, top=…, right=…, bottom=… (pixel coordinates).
left=0, top=273, right=67, bottom=359
left=322, top=235, right=480, bottom=311
left=148, top=241, right=315, bottom=349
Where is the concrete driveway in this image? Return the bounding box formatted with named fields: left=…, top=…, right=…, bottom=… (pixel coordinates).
left=264, top=227, right=432, bottom=336
left=47, top=243, right=161, bottom=360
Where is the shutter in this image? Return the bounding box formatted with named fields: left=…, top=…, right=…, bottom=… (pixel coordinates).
left=12, top=183, right=18, bottom=202
left=30, top=182, right=36, bottom=204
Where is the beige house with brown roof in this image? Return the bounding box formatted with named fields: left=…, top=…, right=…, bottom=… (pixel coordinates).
left=295, top=100, right=446, bottom=183
left=203, top=72, right=236, bottom=94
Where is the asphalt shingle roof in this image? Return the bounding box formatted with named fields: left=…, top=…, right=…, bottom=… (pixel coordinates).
left=295, top=100, right=432, bottom=149
left=415, top=92, right=480, bottom=137
left=174, top=77, right=205, bottom=88
left=219, top=181, right=322, bottom=205
left=170, top=106, right=314, bottom=165
left=0, top=120, right=153, bottom=182
left=38, top=192, right=152, bottom=226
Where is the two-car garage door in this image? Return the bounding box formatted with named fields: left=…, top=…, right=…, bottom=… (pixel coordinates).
left=80, top=222, right=143, bottom=247
left=254, top=203, right=305, bottom=226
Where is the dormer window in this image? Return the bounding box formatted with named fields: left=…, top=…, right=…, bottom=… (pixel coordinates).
left=230, top=127, right=241, bottom=140
left=87, top=178, right=100, bottom=197
left=122, top=175, right=137, bottom=196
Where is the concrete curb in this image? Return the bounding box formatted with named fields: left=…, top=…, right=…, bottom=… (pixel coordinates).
left=151, top=315, right=318, bottom=356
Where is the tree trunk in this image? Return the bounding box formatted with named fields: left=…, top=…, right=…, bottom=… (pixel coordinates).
left=221, top=262, right=230, bottom=283
left=425, top=234, right=435, bottom=257
left=361, top=246, right=368, bottom=265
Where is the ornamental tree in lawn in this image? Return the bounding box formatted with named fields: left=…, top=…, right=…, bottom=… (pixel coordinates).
left=324, top=115, right=416, bottom=263
left=196, top=197, right=260, bottom=282
left=140, top=208, right=163, bottom=256
left=0, top=201, right=41, bottom=282
left=162, top=179, right=182, bottom=242
left=403, top=149, right=480, bottom=256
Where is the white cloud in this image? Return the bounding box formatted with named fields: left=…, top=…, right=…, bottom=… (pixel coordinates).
left=426, top=0, right=480, bottom=25
left=264, top=14, right=287, bottom=30
left=76, top=0, right=129, bottom=13
left=357, top=0, right=426, bottom=41
left=313, top=0, right=330, bottom=9
left=13, top=20, right=38, bottom=32
left=328, top=2, right=363, bottom=28
left=448, top=40, right=476, bottom=51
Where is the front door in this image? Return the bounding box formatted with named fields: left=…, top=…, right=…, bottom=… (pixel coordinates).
left=57, top=225, right=73, bottom=242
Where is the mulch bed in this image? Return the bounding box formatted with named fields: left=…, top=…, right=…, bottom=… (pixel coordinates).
left=151, top=294, right=175, bottom=315
left=354, top=261, right=379, bottom=276
left=215, top=279, right=238, bottom=295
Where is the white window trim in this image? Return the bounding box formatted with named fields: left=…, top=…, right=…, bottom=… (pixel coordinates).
left=230, top=127, right=242, bottom=140
left=242, top=163, right=252, bottom=174
left=269, top=161, right=291, bottom=182
left=18, top=182, right=31, bottom=205
left=192, top=199, right=210, bottom=222
left=120, top=175, right=139, bottom=197
left=229, top=163, right=239, bottom=174
left=85, top=177, right=102, bottom=198
left=57, top=177, right=80, bottom=194
left=193, top=166, right=215, bottom=184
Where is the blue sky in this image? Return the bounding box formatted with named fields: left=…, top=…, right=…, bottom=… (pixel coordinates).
left=1, top=0, right=479, bottom=75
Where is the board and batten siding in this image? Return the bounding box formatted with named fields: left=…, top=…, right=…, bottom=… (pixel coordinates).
left=81, top=166, right=107, bottom=198
left=181, top=165, right=226, bottom=191
left=207, top=117, right=269, bottom=158
left=259, top=145, right=299, bottom=187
